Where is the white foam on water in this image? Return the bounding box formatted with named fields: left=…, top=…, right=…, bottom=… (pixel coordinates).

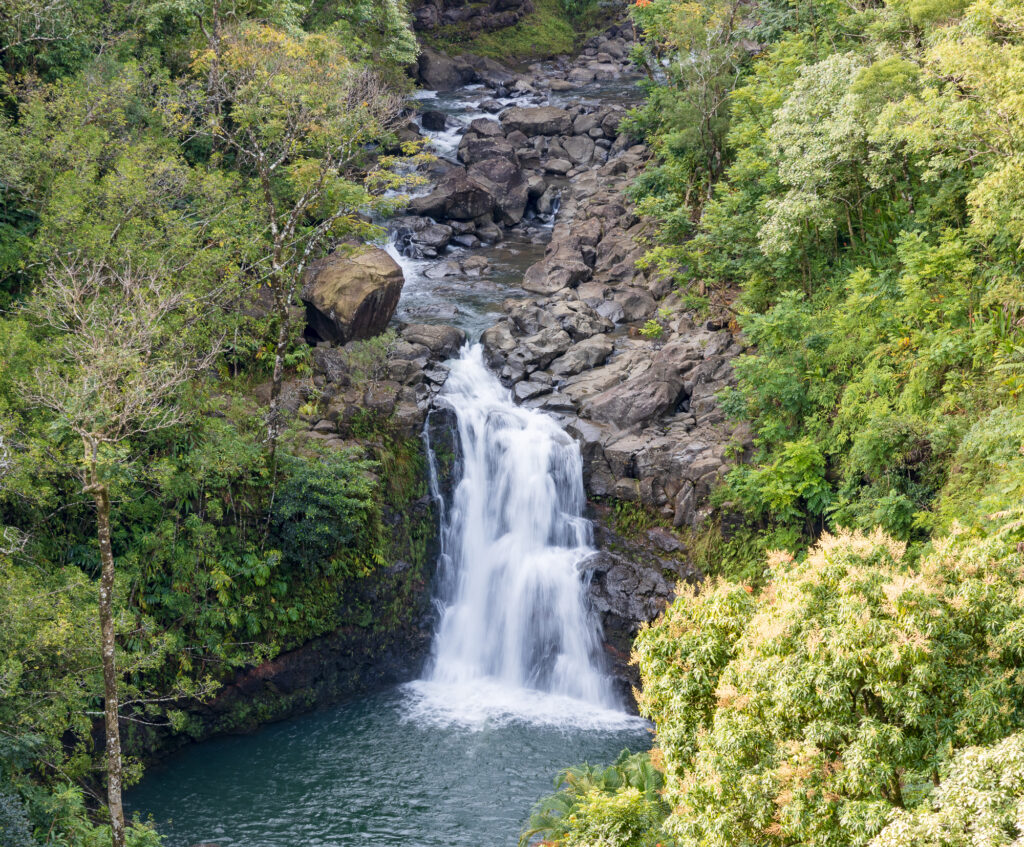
left=402, top=679, right=649, bottom=732
left=422, top=122, right=465, bottom=160
left=383, top=236, right=421, bottom=276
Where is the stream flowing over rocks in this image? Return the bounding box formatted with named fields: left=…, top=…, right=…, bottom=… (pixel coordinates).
left=288, top=23, right=754, bottom=695
left=129, top=25, right=747, bottom=847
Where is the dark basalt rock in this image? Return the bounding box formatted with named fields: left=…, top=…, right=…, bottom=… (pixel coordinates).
left=409, top=169, right=496, bottom=221
left=420, top=109, right=448, bottom=131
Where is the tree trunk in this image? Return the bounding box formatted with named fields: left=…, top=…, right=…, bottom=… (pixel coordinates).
left=266, top=307, right=292, bottom=468
left=93, top=480, right=126, bottom=847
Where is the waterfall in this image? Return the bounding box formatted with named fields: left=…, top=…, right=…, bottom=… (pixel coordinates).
left=409, top=345, right=622, bottom=725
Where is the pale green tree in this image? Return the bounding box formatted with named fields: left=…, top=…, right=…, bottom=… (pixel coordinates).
left=172, top=23, right=407, bottom=459
left=636, top=522, right=1024, bottom=847
left=870, top=732, right=1024, bottom=847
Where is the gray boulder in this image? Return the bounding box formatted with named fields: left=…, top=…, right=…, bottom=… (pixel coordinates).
left=516, top=327, right=572, bottom=369
left=468, top=118, right=505, bottom=137
left=584, top=361, right=685, bottom=427
left=409, top=170, right=495, bottom=221
left=522, top=248, right=592, bottom=295
left=468, top=157, right=529, bottom=225
left=549, top=334, right=614, bottom=377
left=417, top=47, right=476, bottom=90
left=457, top=135, right=518, bottom=165
left=544, top=158, right=573, bottom=175
left=414, top=223, right=454, bottom=251
left=500, top=106, right=572, bottom=136
left=562, top=134, right=595, bottom=165
left=301, top=248, right=404, bottom=345
left=401, top=323, right=467, bottom=358
left=421, top=109, right=447, bottom=132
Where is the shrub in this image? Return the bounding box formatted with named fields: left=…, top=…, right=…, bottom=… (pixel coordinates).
left=638, top=521, right=1024, bottom=847
left=870, top=731, right=1024, bottom=847
left=269, top=451, right=385, bottom=578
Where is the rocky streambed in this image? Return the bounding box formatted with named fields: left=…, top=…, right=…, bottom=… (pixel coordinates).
left=286, top=23, right=753, bottom=692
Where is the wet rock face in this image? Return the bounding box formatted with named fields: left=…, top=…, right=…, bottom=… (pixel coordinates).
left=583, top=550, right=675, bottom=636
left=582, top=506, right=702, bottom=697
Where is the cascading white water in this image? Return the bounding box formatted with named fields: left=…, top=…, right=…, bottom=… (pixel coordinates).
left=411, top=345, right=620, bottom=723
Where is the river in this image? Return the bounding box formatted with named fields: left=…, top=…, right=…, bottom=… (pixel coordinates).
left=128, top=53, right=651, bottom=847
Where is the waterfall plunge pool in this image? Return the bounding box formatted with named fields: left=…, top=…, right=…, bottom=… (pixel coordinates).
left=128, top=351, right=654, bottom=846
left=127, top=685, right=651, bottom=847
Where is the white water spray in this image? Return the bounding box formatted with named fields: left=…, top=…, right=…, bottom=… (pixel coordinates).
left=409, top=345, right=621, bottom=724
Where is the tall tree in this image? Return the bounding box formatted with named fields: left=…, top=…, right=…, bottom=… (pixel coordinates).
left=173, top=23, right=405, bottom=459
left=24, top=256, right=219, bottom=847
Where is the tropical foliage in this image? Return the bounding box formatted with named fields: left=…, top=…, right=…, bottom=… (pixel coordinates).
left=629, top=0, right=1024, bottom=546
left=0, top=0, right=430, bottom=842
left=536, top=519, right=1024, bottom=846
left=522, top=750, right=669, bottom=847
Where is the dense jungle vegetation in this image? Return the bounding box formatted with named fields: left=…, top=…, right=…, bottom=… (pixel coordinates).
left=5, top=0, right=1024, bottom=841
left=0, top=0, right=438, bottom=842
left=527, top=0, right=1024, bottom=843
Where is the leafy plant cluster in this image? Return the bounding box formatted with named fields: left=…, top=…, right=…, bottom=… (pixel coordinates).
left=627, top=0, right=1024, bottom=552
left=522, top=750, right=669, bottom=847
left=533, top=517, right=1024, bottom=846
left=423, top=0, right=592, bottom=61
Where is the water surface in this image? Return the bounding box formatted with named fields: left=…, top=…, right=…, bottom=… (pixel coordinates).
left=129, top=686, right=650, bottom=847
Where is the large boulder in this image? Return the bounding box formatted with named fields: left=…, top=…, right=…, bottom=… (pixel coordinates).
left=500, top=106, right=572, bottom=136
left=584, top=361, right=686, bottom=427
left=521, top=247, right=592, bottom=295
left=468, top=118, right=506, bottom=137
left=465, top=54, right=519, bottom=87
left=516, top=327, right=572, bottom=369
left=409, top=169, right=496, bottom=221
left=301, top=249, right=404, bottom=344
left=468, top=157, right=529, bottom=225
left=417, top=47, right=477, bottom=90
left=457, top=135, right=518, bottom=165
left=420, top=109, right=448, bottom=132
left=549, top=334, right=614, bottom=377
left=562, top=134, right=595, bottom=165
left=401, top=323, right=466, bottom=358
left=412, top=223, right=454, bottom=253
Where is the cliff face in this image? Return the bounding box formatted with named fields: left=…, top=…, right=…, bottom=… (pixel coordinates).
left=124, top=482, right=443, bottom=763
left=409, top=0, right=535, bottom=32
